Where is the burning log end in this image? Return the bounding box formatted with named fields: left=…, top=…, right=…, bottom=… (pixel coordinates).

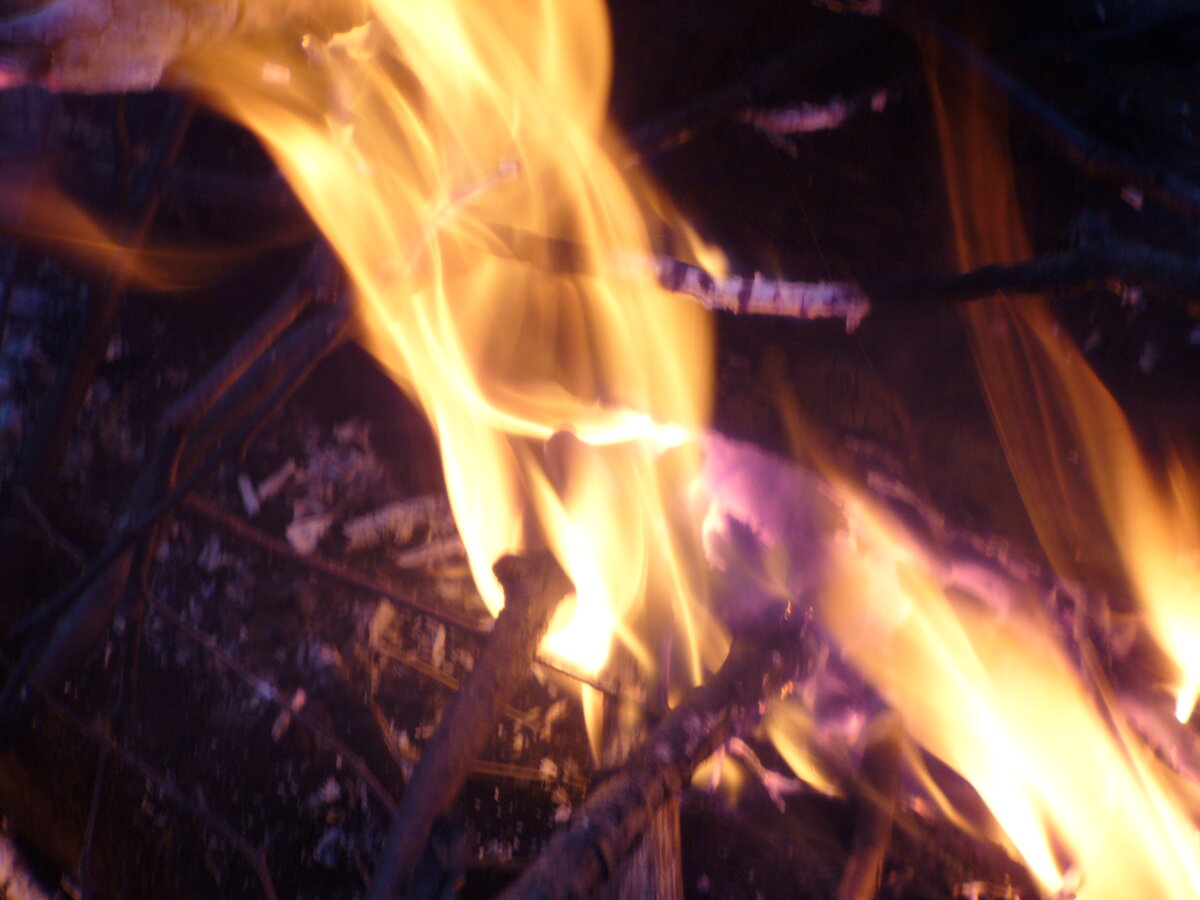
left=492, top=552, right=574, bottom=609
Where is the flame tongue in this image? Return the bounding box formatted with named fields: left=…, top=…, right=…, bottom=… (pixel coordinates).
left=181, top=0, right=722, bottom=677
left=174, top=2, right=1200, bottom=891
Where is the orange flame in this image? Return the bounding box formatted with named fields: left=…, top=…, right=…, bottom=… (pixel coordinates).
left=926, top=28, right=1200, bottom=727
left=837, top=28, right=1200, bottom=895
left=823, top=486, right=1200, bottom=897
left=176, top=1, right=726, bottom=678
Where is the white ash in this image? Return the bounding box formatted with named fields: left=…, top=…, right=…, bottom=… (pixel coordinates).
left=196, top=533, right=229, bottom=572
left=539, top=697, right=569, bottom=741
left=308, top=777, right=343, bottom=808
left=237, top=473, right=260, bottom=517
left=286, top=512, right=332, bottom=556
left=342, top=494, right=455, bottom=552
left=255, top=458, right=296, bottom=503
left=390, top=535, right=466, bottom=570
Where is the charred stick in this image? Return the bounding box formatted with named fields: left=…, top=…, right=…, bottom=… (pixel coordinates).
left=872, top=231, right=1200, bottom=304
left=0, top=647, right=280, bottom=900
left=183, top=494, right=624, bottom=701
left=0, top=302, right=351, bottom=749
left=482, top=224, right=870, bottom=328
left=491, top=220, right=1200, bottom=324
left=835, top=713, right=903, bottom=900
left=932, top=18, right=1200, bottom=221
left=366, top=552, right=572, bottom=900
left=160, top=245, right=331, bottom=432
left=499, top=610, right=809, bottom=900
left=148, top=594, right=399, bottom=815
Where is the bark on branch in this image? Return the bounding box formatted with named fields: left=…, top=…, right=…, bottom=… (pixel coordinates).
left=0, top=0, right=330, bottom=91
left=498, top=609, right=810, bottom=900
left=366, top=552, right=573, bottom=900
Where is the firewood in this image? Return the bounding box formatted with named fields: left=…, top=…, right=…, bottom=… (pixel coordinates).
left=498, top=608, right=809, bottom=900
left=0, top=0, right=331, bottom=91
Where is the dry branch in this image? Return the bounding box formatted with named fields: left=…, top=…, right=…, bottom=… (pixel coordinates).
left=498, top=609, right=809, bottom=900
left=933, top=17, right=1200, bottom=220
left=872, top=227, right=1200, bottom=305
left=366, top=552, right=572, bottom=900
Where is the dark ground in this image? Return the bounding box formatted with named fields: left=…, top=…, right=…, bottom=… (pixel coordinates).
left=0, top=0, right=1198, bottom=897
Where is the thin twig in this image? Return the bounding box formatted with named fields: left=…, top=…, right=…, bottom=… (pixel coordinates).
left=372, top=643, right=538, bottom=733
left=182, top=493, right=488, bottom=636
left=79, top=745, right=110, bottom=900
left=10, top=302, right=351, bottom=644
left=0, top=304, right=352, bottom=755
left=7, top=96, right=194, bottom=513
left=182, top=494, right=624, bottom=700
left=14, top=485, right=85, bottom=566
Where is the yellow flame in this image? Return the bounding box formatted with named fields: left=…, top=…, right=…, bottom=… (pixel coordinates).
left=874, top=30, right=1200, bottom=894
left=925, top=27, right=1200, bottom=729
left=177, top=0, right=724, bottom=677
left=761, top=699, right=844, bottom=798
left=823, top=488, right=1200, bottom=897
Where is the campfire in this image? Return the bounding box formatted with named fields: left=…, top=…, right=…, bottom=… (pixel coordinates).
left=0, top=0, right=1198, bottom=897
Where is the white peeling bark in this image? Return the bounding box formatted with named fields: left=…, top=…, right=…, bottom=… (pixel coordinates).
left=0, top=0, right=331, bottom=92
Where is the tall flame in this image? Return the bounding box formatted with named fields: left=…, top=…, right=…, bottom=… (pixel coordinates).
left=175, top=0, right=725, bottom=678
left=926, top=31, right=1200, bottom=724
left=823, top=486, right=1200, bottom=897
left=813, top=29, right=1200, bottom=896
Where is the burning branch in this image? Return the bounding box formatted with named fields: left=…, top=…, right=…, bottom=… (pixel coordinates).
left=499, top=609, right=809, bottom=900
left=367, top=552, right=572, bottom=899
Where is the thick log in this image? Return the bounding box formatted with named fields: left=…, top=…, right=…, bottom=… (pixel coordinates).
left=498, top=610, right=809, bottom=900
left=0, top=0, right=332, bottom=91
